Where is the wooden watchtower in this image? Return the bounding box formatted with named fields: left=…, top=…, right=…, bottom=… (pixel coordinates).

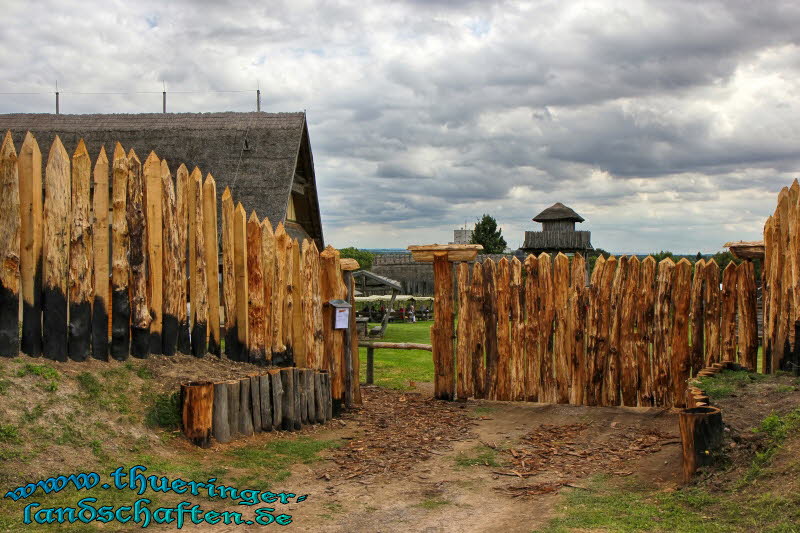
left=519, top=202, right=592, bottom=255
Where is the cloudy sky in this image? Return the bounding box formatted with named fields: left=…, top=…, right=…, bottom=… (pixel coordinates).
left=2, top=0, right=799, bottom=253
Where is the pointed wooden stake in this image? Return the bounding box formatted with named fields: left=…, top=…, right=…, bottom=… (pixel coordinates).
left=110, top=143, right=130, bottom=360
left=43, top=136, right=70, bottom=362
left=143, top=151, right=163, bottom=354
left=91, top=146, right=109, bottom=360
left=18, top=132, right=43, bottom=357
left=127, top=149, right=150, bottom=358
left=0, top=131, right=21, bottom=357
left=203, top=173, right=220, bottom=356
left=68, top=140, right=93, bottom=361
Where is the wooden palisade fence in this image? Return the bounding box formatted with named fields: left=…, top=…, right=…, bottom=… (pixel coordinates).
left=0, top=131, right=360, bottom=409
left=416, top=243, right=758, bottom=408
left=762, top=179, right=800, bottom=375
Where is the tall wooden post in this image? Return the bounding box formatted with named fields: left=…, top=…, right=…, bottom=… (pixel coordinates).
left=233, top=203, right=249, bottom=362
left=737, top=261, right=758, bottom=370
left=203, top=174, right=220, bottom=356
left=408, top=244, right=482, bottom=401
left=672, top=259, right=692, bottom=408
left=18, top=132, right=43, bottom=357
left=143, top=152, right=163, bottom=354
left=0, top=132, right=20, bottom=358
left=341, top=259, right=359, bottom=408
left=175, top=165, right=191, bottom=355
left=68, top=140, right=93, bottom=361
left=246, top=211, right=266, bottom=363
left=127, top=149, right=150, bottom=359
left=110, top=144, right=129, bottom=360
left=161, top=160, right=180, bottom=356
left=91, top=147, right=109, bottom=360
left=43, top=137, right=70, bottom=362
left=221, top=188, right=237, bottom=360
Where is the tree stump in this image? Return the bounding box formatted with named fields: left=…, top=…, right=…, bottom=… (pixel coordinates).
left=212, top=381, right=231, bottom=444
left=314, top=371, right=325, bottom=423
left=239, top=378, right=254, bottom=436
left=679, top=406, right=723, bottom=482
left=226, top=380, right=240, bottom=438
left=270, top=369, right=283, bottom=428
left=280, top=368, right=296, bottom=431
left=249, top=375, right=262, bottom=433
left=181, top=381, right=213, bottom=448
left=258, top=374, right=272, bottom=431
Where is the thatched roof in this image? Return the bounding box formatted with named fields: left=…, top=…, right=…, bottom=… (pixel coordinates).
left=533, top=202, right=584, bottom=223
left=0, top=112, right=323, bottom=247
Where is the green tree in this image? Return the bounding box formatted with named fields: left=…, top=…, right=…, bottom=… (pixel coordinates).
left=338, top=247, right=376, bottom=269
left=470, top=214, right=507, bottom=254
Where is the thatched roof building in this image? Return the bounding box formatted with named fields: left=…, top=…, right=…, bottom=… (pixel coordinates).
left=0, top=112, right=323, bottom=247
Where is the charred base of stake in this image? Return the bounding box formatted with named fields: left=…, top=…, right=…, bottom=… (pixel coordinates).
left=224, top=326, right=239, bottom=361
left=110, top=289, right=130, bottom=361
left=43, top=287, right=68, bottom=362
left=0, top=286, right=19, bottom=357
left=67, top=300, right=92, bottom=362
left=90, top=297, right=108, bottom=360
left=130, top=327, right=150, bottom=359
left=161, top=314, right=178, bottom=356
left=191, top=322, right=207, bottom=358
left=177, top=319, right=191, bottom=355
left=149, top=332, right=162, bottom=356
left=21, top=295, right=42, bottom=357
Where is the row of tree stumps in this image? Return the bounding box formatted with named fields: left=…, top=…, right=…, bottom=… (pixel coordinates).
left=180, top=368, right=333, bottom=448
left=677, top=361, right=742, bottom=482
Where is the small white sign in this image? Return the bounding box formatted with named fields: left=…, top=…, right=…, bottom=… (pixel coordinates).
left=334, top=307, right=350, bottom=329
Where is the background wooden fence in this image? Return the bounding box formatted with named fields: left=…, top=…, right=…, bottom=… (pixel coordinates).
left=0, top=131, right=360, bottom=406
left=449, top=253, right=758, bottom=408
left=762, top=179, right=800, bottom=375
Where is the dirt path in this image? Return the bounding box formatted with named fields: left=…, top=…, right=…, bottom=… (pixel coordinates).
left=215, top=389, right=682, bottom=533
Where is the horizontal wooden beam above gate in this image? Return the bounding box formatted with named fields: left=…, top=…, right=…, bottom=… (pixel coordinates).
left=723, top=240, right=764, bottom=260
left=406, top=244, right=483, bottom=262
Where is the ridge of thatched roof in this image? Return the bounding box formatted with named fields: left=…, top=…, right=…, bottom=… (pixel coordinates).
left=533, top=202, right=584, bottom=223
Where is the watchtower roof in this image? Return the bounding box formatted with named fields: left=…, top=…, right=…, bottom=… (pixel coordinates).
left=533, top=202, right=584, bottom=223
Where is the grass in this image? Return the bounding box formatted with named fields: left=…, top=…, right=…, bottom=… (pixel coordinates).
left=358, top=321, right=433, bottom=389
left=227, top=437, right=340, bottom=488
left=540, top=407, right=800, bottom=533
left=696, top=369, right=767, bottom=401
left=144, top=391, right=181, bottom=429
left=416, top=497, right=451, bottom=510
left=738, top=407, right=800, bottom=486
left=454, top=444, right=501, bottom=468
